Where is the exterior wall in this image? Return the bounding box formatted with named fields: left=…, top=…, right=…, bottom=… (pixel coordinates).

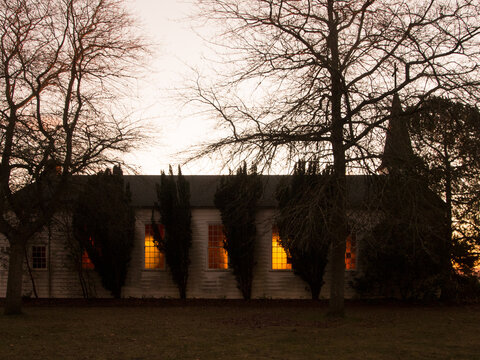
left=0, top=207, right=361, bottom=299
left=0, top=242, right=8, bottom=297
left=0, top=215, right=111, bottom=299
left=252, top=209, right=360, bottom=299
left=123, top=208, right=242, bottom=299
left=252, top=209, right=311, bottom=299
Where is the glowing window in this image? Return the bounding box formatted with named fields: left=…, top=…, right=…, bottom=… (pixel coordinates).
left=82, top=250, right=94, bottom=269
left=145, top=224, right=165, bottom=269
left=82, top=236, right=97, bottom=270
left=32, top=245, right=47, bottom=269
left=208, top=224, right=228, bottom=269
left=82, top=237, right=96, bottom=270
left=345, top=234, right=356, bottom=270
left=272, top=227, right=292, bottom=270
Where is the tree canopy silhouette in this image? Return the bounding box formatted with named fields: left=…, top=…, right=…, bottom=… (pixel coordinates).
left=192, top=0, right=480, bottom=315
left=276, top=161, right=335, bottom=300
left=409, top=97, right=480, bottom=275
left=214, top=163, right=262, bottom=300
left=72, top=166, right=135, bottom=298
left=0, top=0, right=146, bottom=315
left=154, top=166, right=193, bottom=299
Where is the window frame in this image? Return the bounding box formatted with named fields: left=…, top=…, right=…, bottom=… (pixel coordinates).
left=31, top=245, right=47, bottom=271
left=271, top=227, right=292, bottom=271
left=207, top=223, right=229, bottom=270
left=144, top=223, right=165, bottom=270
left=345, top=233, right=357, bottom=271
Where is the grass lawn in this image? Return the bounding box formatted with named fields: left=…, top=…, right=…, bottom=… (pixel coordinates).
left=0, top=300, right=479, bottom=360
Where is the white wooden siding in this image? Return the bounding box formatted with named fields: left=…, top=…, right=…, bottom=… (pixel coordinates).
left=0, top=207, right=360, bottom=299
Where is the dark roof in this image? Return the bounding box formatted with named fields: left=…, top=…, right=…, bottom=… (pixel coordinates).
left=124, top=175, right=376, bottom=209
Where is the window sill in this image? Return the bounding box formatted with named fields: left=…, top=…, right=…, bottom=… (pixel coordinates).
left=206, top=268, right=231, bottom=272
left=142, top=268, right=166, bottom=272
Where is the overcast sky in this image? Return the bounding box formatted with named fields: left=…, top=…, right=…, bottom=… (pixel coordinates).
left=123, top=0, right=219, bottom=175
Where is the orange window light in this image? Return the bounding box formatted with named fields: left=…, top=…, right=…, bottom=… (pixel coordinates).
left=82, top=250, right=94, bottom=270
left=208, top=224, right=228, bottom=269
left=272, top=227, right=292, bottom=270
left=145, top=224, right=165, bottom=269
left=82, top=236, right=95, bottom=270
left=345, top=234, right=356, bottom=270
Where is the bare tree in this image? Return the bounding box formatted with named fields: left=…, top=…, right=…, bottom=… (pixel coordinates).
left=191, top=0, right=480, bottom=315
left=0, top=0, right=146, bottom=315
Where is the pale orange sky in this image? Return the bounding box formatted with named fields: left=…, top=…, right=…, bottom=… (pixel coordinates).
left=123, top=0, right=221, bottom=175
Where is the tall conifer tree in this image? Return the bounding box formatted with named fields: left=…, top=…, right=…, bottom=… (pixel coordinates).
left=276, top=161, right=334, bottom=300
left=154, top=166, right=192, bottom=299
left=72, top=166, right=135, bottom=298
left=214, top=163, right=262, bottom=300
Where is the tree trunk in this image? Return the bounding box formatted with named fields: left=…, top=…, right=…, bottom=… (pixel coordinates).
left=310, top=284, right=320, bottom=300
left=24, top=246, right=38, bottom=299
left=4, top=240, right=26, bottom=315
left=329, top=144, right=348, bottom=316
left=443, top=151, right=453, bottom=261
left=179, top=287, right=187, bottom=300
left=327, top=0, right=348, bottom=317
left=440, top=151, right=455, bottom=301
left=328, top=205, right=347, bottom=316
left=179, top=275, right=188, bottom=300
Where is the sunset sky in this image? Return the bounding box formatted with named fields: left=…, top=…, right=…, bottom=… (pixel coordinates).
left=124, top=0, right=219, bottom=175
